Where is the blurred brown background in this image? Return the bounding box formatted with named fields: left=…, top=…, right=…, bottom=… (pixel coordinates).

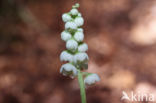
left=0, top=0, right=156, bottom=103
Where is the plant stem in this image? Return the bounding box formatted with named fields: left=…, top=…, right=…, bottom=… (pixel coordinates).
left=78, top=70, right=87, bottom=103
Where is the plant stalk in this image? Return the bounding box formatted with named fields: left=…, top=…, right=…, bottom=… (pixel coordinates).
left=78, top=70, right=87, bottom=103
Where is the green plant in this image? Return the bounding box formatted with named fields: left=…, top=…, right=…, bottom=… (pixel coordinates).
left=60, top=3, right=100, bottom=103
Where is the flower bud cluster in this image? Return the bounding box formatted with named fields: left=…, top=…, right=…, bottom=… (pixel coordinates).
left=60, top=3, right=100, bottom=85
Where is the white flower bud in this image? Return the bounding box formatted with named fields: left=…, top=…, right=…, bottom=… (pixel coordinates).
left=72, top=3, right=80, bottom=9
left=60, top=63, right=78, bottom=78
left=66, top=39, right=78, bottom=51
left=65, top=21, right=77, bottom=30
left=74, top=17, right=84, bottom=27
left=61, top=31, right=72, bottom=41
left=78, top=43, right=88, bottom=52
left=78, top=13, right=82, bottom=17
left=77, top=28, right=83, bottom=32
left=70, top=9, right=78, bottom=15
left=62, top=13, right=72, bottom=22
left=74, top=31, right=84, bottom=42
left=84, top=74, right=100, bottom=85
left=74, top=52, right=89, bottom=63
left=60, top=51, right=73, bottom=62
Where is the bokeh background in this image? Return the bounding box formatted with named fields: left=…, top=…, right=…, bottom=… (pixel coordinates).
left=1, top=0, right=156, bottom=103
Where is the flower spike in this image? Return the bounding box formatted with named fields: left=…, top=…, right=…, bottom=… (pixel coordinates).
left=60, top=3, right=100, bottom=103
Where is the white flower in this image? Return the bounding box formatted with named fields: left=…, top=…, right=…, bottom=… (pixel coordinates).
left=77, top=28, right=83, bottom=32
left=60, top=51, right=73, bottom=62
left=62, top=13, right=72, bottom=22
left=84, top=74, right=100, bottom=85
left=66, top=39, right=78, bottom=51
left=78, top=13, right=82, bottom=17
left=65, top=21, right=77, bottom=30
left=74, top=31, right=84, bottom=42
left=74, top=52, right=89, bottom=63
left=60, top=63, right=78, bottom=78
left=70, top=9, right=78, bottom=15
left=61, top=31, right=72, bottom=41
left=74, top=17, right=84, bottom=27
left=78, top=43, right=88, bottom=52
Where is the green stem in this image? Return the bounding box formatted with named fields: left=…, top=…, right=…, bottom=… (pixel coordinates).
left=78, top=70, right=87, bottom=103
